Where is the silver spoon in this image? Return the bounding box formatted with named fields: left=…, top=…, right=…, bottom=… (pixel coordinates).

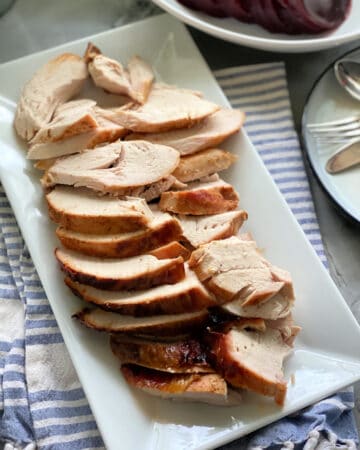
left=334, top=59, right=360, bottom=102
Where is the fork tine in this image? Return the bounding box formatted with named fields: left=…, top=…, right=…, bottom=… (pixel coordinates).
left=314, top=137, right=358, bottom=144
left=307, top=121, right=360, bottom=133
left=307, top=115, right=360, bottom=129
left=310, top=130, right=360, bottom=139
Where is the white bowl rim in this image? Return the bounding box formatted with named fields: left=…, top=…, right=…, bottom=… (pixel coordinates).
left=153, top=0, right=360, bottom=52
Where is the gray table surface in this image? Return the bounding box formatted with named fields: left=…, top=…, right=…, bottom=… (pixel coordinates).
left=0, top=0, right=359, bottom=445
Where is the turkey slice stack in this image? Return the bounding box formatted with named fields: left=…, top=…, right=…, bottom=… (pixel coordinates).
left=189, top=236, right=294, bottom=311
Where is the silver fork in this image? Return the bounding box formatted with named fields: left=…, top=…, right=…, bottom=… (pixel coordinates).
left=307, top=115, right=360, bottom=144
left=307, top=116, right=360, bottom=173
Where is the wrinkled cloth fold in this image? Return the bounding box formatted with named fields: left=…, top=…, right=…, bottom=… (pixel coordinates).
left=0, top=62, right=358, bottom=450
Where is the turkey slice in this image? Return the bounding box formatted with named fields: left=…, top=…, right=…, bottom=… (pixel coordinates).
left=65, top=265, right=215, bottom=315
left=56, top=247, right=185, bottom=291
left=127, top=109, right=245, bottom=155
left=121, top=365, right=241, bottom=406
left=159, top=177, right=239, bottom=216
left=189, top=236, right=294, bottom=307
left=206, top=324, right=292, bottom=406
left=56, top=212, right=182, bottom=258
left=30, top=99, right=97, bottom=144
left=178, top=210, right=248, bottom=247
left=46, top=186, right=153, bottom=234
left=41, top=141, right=180, bottom=196
left=15, top=53, right=88, bottom=141
left=98, top=83, right=220, bottom=133
left=111, top=335, right=213, bottom=373
left=74, top=307, right=208, bottom=336
left=172, top=148, right=237, bottom=183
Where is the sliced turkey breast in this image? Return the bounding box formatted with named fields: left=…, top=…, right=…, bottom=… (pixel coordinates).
left=123, top=176, right=176, bottom=203
left=65, top=265, right=215, bottom=315
left=149, top=241, right=191, bottom=261
left=159, top=177, right=239, bottom=216
left=127, top=55, right=154, bottom=104
left=30, top=99, right=98, bottom=144
left=34, top=158, right=57, bottom=171
left=27, top=123, right=127, bottom=160
left=266, top=314, right=301, bottom=347
left=46, top=186, right=153, bottom=234
left=74, top=307, right=209, bottom=336
left=15, top=53, right=88, bottom=141
left=207, top=324, right=292, bottom=405
left=56, top=212, right=182, bottom=258
left=41, top=141, right=180, bottom=197
left=84, top=42, right=101, bottom=62
left=56, top=248, right=185, bottom=291
left=127, top=108, right=245, bottom=155
left=121, top=365, right=241, bottom=406
left=88, top=54, right=133, bottom=96
left=86, top=42, right=154, bottom=104
left=178, top=210, right=248, bottom=248
left=98, top=83, right=220, bottom=133
left=172, top=149, right=237, bottom=183
left=222, top=293, right=294, bottom=321
left=111, top=335, right=213, bottom=373
left=189, top=237, right=294, bottom=306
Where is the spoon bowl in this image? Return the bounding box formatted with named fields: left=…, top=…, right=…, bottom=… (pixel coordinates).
left=334, top=59, right=360, bottom=102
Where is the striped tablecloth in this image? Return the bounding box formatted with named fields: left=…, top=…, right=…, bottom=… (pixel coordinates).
left=0, top=63, right=357, bottom=450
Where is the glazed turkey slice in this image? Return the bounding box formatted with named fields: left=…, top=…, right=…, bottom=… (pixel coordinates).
left=56, top=212, right=182, bottom=258
left=15, top=53, right=88, bottom=141
left=30, top=99, right=98, bottom=144
left=74, top=307, right=208, bottom=336
left=46, top=186, right=153, bottom=234
left=172, top=149, right=237, bottom=183
left=121, top=365, right=240, bottom=406
left=42, top=141, right=180, bottom=197
left=189, top=237, right=294, bottom=306
left=111, top=335, right=213, bottom=373
left=178, top=210, right=248, bottom=248
left=98, top=83, right=220, bottom=133
left=64, top=266, right=215, bottom=315
left=127, top=108, right=245, bottom=155
left=159, top=177, right=239, bottom=215
left=56, top=248, right=185, bottom=291
left=207, top=324, right=292, bottom=405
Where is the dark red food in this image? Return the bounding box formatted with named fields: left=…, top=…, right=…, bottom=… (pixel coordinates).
left=225, top=0, right=253, bottom=22
left=177, top=0, right=352, bottom=35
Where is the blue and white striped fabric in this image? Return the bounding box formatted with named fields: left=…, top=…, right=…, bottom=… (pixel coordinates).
left=0, top=63, right=357, bottom=449
left=215, top=62, right=328, bottom=268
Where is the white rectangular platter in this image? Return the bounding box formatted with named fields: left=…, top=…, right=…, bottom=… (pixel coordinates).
left=0, top=14, right=360, bottom=450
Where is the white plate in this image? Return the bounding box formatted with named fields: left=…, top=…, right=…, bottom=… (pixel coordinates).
left=1, top=14, right=360, bottom=450
left=153, top=1, right=360, bottom=53
left=302, top=47, right=360, bottom=224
